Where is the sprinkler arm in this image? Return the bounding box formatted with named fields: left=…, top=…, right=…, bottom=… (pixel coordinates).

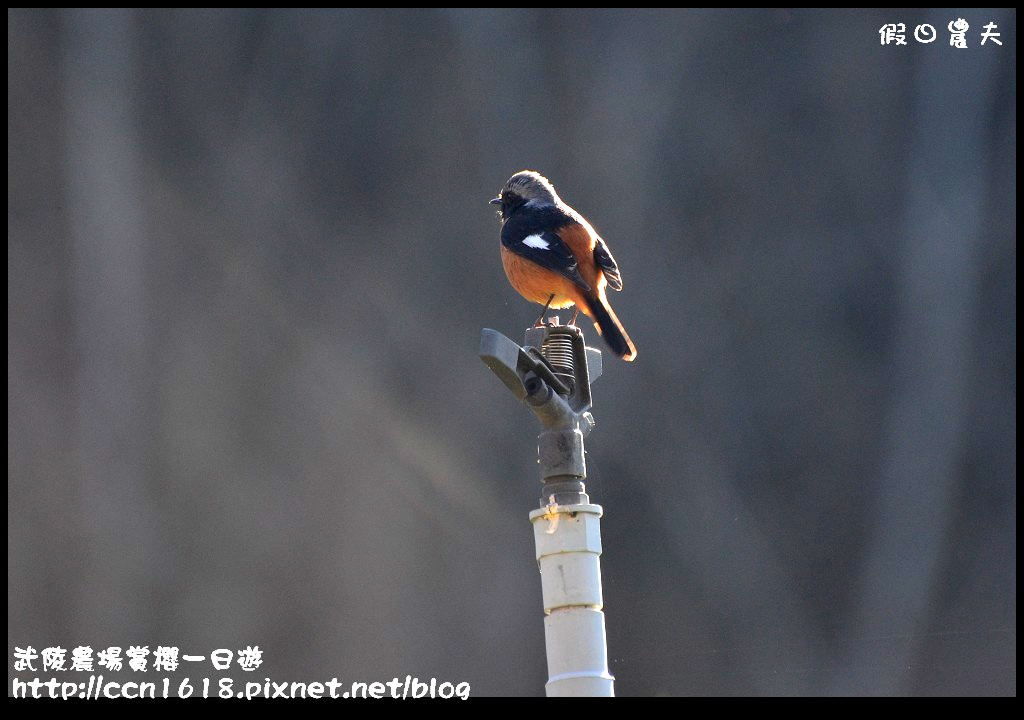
left=479, top=323, right=602, bottom=505
left=480, top=325, right=601, bottom=422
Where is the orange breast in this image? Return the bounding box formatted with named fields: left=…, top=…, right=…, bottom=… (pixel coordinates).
left=500, top=221, right=607, bottom=317
left=501, top=246, right=579, bottom=308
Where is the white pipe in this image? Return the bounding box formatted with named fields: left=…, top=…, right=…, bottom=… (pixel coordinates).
left=530, top=502, right=614, bottom=697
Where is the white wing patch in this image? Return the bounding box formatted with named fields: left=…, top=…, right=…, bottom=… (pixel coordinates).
left=522, top=234, right=549, bottom=250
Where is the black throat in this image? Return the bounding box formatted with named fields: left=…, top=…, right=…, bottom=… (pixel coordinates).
left=499, top=192, right=529, bottom=222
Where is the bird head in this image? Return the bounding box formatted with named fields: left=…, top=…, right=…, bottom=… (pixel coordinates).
left=490, top=170, right=559, bottom=221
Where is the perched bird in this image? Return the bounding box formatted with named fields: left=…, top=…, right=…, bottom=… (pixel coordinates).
left=491, top=170, right=637, bottom=361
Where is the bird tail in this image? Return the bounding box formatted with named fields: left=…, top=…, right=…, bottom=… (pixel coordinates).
left=584, top=294, right=637, bottom=362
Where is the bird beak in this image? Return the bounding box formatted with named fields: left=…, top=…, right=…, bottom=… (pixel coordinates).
left=489, top=196, right=502, bottom=205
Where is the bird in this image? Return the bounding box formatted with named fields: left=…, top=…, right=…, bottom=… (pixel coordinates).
left=490, top=170, right=637, bottom=361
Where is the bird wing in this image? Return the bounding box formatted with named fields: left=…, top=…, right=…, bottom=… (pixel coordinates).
left=593, top=235, right=622, bottom=291
left=501, top=224, right=591, bottom=292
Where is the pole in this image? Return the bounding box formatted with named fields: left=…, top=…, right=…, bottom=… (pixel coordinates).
left=531, top=503, right=613, bottom=696
left=480, top=322, right=614, bottom=697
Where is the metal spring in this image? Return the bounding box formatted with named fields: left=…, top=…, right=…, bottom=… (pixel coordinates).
left=542, top=332, right=576, bottom=390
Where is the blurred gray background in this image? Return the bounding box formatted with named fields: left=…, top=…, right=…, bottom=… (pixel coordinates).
left=8, top=8, right=1015, bottom=696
